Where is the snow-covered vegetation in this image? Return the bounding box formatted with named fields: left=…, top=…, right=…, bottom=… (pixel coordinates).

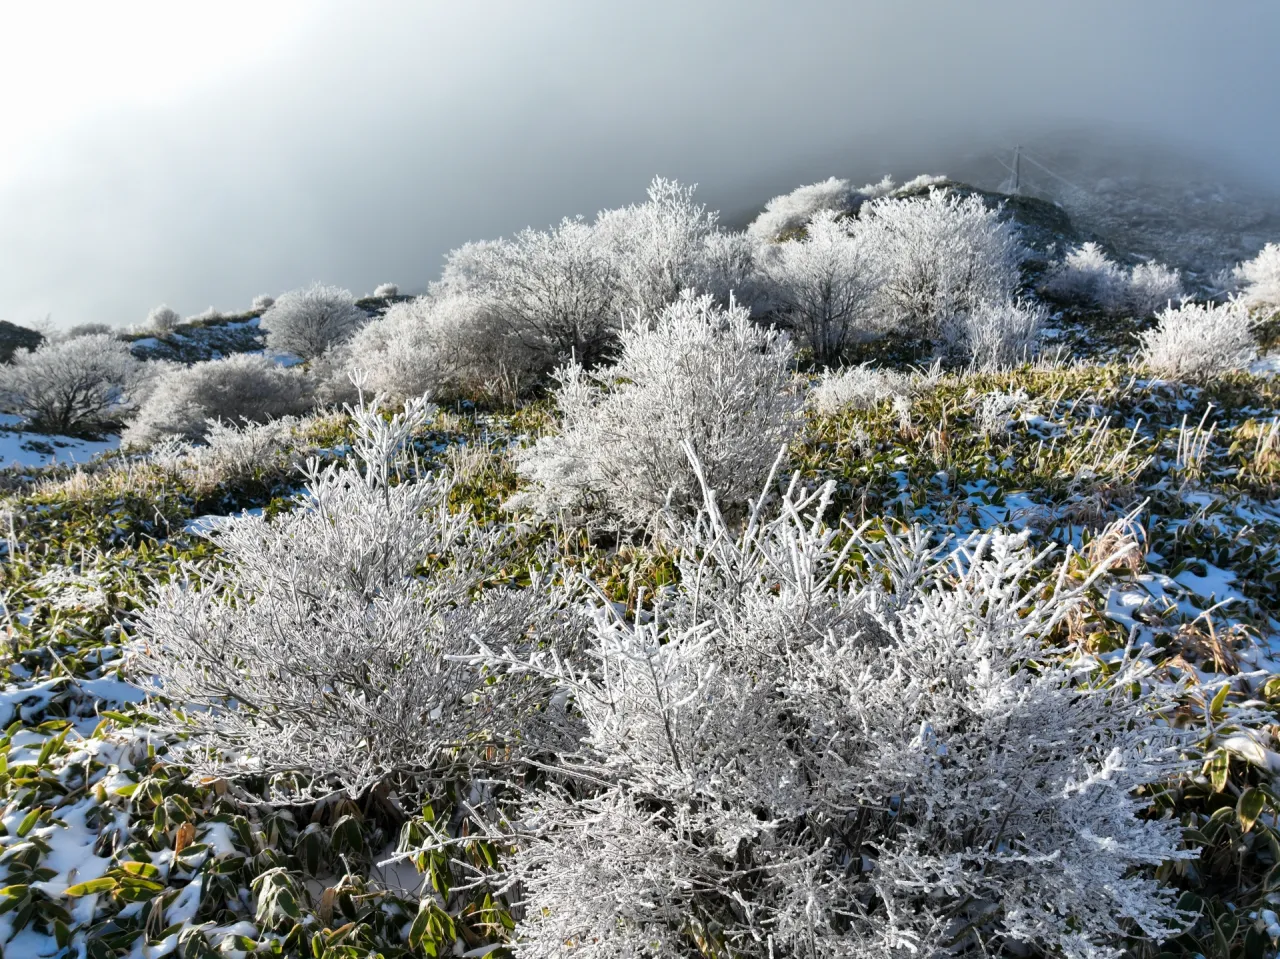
left=322, top=294, right=540, bottom=407
left=510, top=292, right=799, bottom=528
left=1137, top=298, right=1258, bottom=380
left=0, top=334, right=142, bottom=433
left=145, top=304, right=181, bottom=332
left=1043, top=242, right=1183, bottom=316
left=258, top=283, right=365, bottom=359
left=123, top=353, right=312, bottom=446
left=1, top=171, right=1279, bottom=959
left=1234, top=242, right=1280, bottom=311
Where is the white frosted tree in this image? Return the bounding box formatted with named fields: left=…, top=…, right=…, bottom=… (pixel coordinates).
left=146, top=304, right=182, bottom=333
left=508, top=291, right=800, bottom=529
left=858, top=189, right=1024, bottom=336
left=329, top=294, right=542, bottom=406
left=0, top=334, right=144, bottom=433
left=259, top=283, right=366, bottom=359
left=762, top=209, right=883, bottom=366
left=437, top=217, right=624, bottom=368
left=940, top=297, right=1044, bottom=370
left=595, top=177, right=725, bottom=318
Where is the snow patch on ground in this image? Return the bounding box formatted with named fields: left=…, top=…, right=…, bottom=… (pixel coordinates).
left=0, top=417, right=119, bottom=469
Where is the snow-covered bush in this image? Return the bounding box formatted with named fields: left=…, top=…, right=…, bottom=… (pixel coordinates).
left=1125, top=261, right=1183, bottom=317
left=146, top=304, right=182, bottom=333
left=188, top=306, right=224, bottom=324
left=595, top=177, right=728, bottom=318
left=131, top=396, right=570, bottom=802
left=808, top=362, right=914, bottom=414
left=1233, top=242, right=1280, bottom=311
left=63, top=322, right=115, bottom=340
left=158, top=416, right=304, bottom=493
left=762, top=209, right=883, bottom=366
left=252, top=293, right=276, bottom=311
left=373, top=282, right=399, bottom=297
left=490, top=473, right=1194, bottom=958
left=1042, top=243, right=1182, bottom=316
left=509, top=291, right=800, bottom=529
left=1138, top=298, right=1257, bottom=380
left=1041, top=242, right=1123, bottom=306
left=941, top=297, right=1044, bottom=370
left=326, top=294, right=542, bottom=406
left=123, top=353, right=313, bottom=447
left=437, top=217, right=623, bottom=368
left=259, top=283, right=365, bottom=359
left=859, top=188, right=1024, bottom=336
left=0, top=334, right=143, bottom=433
left=747, top=176, right=857, bottom=241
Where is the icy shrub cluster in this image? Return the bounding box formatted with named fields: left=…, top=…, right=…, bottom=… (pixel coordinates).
left=941, top=297, right=1044, bottom=370
left=1043, top=243, right=1182, bottom=316
left=509, top=292, right=800, bottom=528
left=123, top=353, right=313, bottom=447
left=373, top=282, right=399, bottom=297
left=761, top=209, right=883, bottom=366
left=485, top=472, right=1194, bottom=958
left=145, top=304, right=181, bottom=333
left=259, top=283, right=366, bottom=359
left=1233, top=242, right=1280, bottom=311
left=857, top=188, right=1025, bottom=336
left=322, top=294, right=543, bottom=407
left=438, top=178, right=755, bottom=371
left=1138, top=298, right=1257, bottom=380
left=132, top=396, right=574, bottom=802
left=0, top=334, right=144, bottom=433
left=808, top=362, right=915, bottom=414
left=251, top=293, right=276, bottom=311
left=150, top=416, right=305, bottom=492
left=746, top=175, right=860, bottom=241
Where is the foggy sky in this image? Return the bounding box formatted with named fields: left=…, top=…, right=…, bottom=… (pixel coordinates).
left=4, top=0, right=1279, bottom=329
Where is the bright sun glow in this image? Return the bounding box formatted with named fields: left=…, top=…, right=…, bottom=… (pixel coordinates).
left=0, top=1, right=308, bottom=171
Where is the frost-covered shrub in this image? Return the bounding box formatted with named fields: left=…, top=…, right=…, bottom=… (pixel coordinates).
left=437, top=217, right=623, bottom=368
left=1233, top=242, right=1280, bottom=311
left=492, top=474, right=1194, bottom=958
left=63, top=322, right=115, bottom=340
left=188, top=306, right=224, bottom=324
left=146, top=304, right=182, bottom=333
left=327, top=294, right=543, bottom=406
left=259, top=283, right=365, bottom=359
left=373, top=282, right=399, bottom=297
left=762, top=209, right=883, bottom=366
left=941, top=297, right=1043, bottom=370
left=747, top=176, right=857, bottom=241
left=251, top=293, right=275, bottom=311
left=1041, top=242, right=1123, bottom=306
left=1042, top=243, right=1182, bottom=316
left=0, top=334, right=143, bottom=433
left=509, top=291, right=800, bottom=529
left=123, top=353, right=313, bottom=447
left=1125, top=261, right=1183, bottom=317
left=152, top=416, right=304, bottom=493
left=595, top=177, right=728, bottom=318
left=131, top=397, right=570, bottom=802
left=808, top=362, right=913, bottom=414
left=1138, top=298, right=1257, bottom=380
left=859, top=189, right=1024, bottom=335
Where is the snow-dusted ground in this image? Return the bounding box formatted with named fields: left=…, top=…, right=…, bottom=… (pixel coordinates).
left=1252, top=353, right=1280, bottom=376
left=0, top=415, right=119, bottom=469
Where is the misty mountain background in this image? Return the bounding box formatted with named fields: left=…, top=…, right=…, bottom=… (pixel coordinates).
left=3, top=0, right=1278, bottom=329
